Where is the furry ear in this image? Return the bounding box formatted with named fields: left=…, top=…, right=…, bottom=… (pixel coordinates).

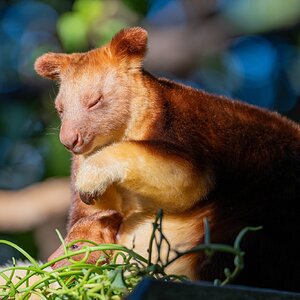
left=34, top=53, right=71, bottom=80
left=110, top=27, right=148, bottom=60
left=97, top=210, right=123, bottom=235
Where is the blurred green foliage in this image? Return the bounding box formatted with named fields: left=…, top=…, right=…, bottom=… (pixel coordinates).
left=42, top=122, right=71, bottom=178
left=223, top=0, right=300, bottom=33
left=57, top=0, right=144, bottom=52
left=123, top=0, right=149, bottom=15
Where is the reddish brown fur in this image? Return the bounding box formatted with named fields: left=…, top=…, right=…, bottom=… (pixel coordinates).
left=35, top=27, right=300, bottom=291
left=110, top=27, right=148, bottom=57
left=48, top=210, right=122, bottom=269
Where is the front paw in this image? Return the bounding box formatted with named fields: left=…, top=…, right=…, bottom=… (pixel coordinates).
left=75, top=160, right=127, bottom=205
left=75, top=165, right=112, bottom=205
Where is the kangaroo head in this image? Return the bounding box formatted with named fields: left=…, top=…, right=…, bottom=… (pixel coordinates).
left=35, top=27, right=148, bottom=154
left=48, top=210, right=122, bottom=269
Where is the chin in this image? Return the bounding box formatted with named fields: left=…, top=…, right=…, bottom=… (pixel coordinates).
left=72, top=136, right=113, bottom=156
left=72, top=141, right=94, bottom=155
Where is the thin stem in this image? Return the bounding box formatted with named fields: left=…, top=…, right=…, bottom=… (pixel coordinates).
left=0, top=240, right=39, bottom=268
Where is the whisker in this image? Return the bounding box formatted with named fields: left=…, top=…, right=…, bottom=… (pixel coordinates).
left=47, top=127, right=60, bottom=131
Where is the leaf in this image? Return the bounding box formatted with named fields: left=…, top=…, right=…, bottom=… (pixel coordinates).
left=109, top=269, right=127, bottom=291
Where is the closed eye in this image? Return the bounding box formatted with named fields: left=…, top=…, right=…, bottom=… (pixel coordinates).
left=55, top=105, right=64, bottom=116
left=88, top=95, right=102, bottom=109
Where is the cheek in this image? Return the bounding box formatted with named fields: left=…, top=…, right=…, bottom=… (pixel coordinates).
left=71, top=253, right=86, bottom=262
left=86, top=108, right=118, bottom=135
left=85, top=251, right=109, bottom=265
left=93, top=100, right=129, bottom=131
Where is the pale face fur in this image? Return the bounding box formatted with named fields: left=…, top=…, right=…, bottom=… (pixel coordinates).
left=56, top=52, right=131, bottom=155
left=35, top=27, right=148, bottom=155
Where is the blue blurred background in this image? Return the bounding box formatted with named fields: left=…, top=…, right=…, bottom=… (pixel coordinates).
left=0, top=0, right=300, bottom=262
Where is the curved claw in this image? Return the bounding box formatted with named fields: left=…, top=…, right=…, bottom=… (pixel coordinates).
left=79, top=192, right=96, bottom=205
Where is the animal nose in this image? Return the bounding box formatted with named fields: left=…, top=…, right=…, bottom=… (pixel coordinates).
left=60, top=127, right=84, bottom=151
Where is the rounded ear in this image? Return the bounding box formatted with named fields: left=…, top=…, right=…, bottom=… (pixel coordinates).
left=97, top=210, right=123, bottom=236
left=110, top=27, right=148, bottom=61
left=34, top=52, right=71, bottom=80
